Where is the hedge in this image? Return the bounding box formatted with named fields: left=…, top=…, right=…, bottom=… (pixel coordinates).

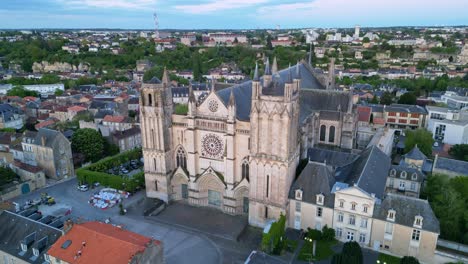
left=261, top=214, right=286, bottom=255
left=76, top=148, right=145, bottom=192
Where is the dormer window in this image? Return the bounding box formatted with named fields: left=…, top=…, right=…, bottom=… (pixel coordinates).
left=351, top=202, right=357, bottom=211
left=411, top=173, right=418, bottom=181
left=295, top=189, right=303, bottom=201
left=390, top=169, right=396, bottom=177
left=316, top=194, right=324, bottom=205
left=21, top=243, right=27, bottom=252
left=414, top=215, right=423, bottom=228
left=387, top=209, right=396, bottom=221
left=401, top=171, right=407, bottom=179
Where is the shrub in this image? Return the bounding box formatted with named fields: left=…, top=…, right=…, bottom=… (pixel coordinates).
left=341, top=241, right=363, bottom=264
left=321, top=225, right=335, bottom=241
left=307, top=229, right=322, bottom=241
left=261, top=214, right=286, bottom=255
left=400, top=256, right=419, bottom=264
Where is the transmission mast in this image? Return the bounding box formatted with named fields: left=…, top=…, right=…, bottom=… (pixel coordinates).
left=153, top=12, right=160, bottom=40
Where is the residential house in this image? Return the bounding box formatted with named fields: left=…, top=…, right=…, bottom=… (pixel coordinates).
left=384, top=104, right=427, bottom=130
left=47, top=221, right=163, bottom=264
left=102, top=115, right=132, bottom=133
left=21, top=128, right=74, bottom=180
left=0, top=104, right=24, bottom=129
left=386, top=165, right=424, bottom=197
left=371, top=194, right=439, bottom=263
left=10, top=159, right=46, bottom=191
left=111, top=127, right=142, bottom=153
left=0, top=210, right=63, bottom=264
left=432, top=155, right=468, bottom=177
left=67, top=105, right=87, bottom=121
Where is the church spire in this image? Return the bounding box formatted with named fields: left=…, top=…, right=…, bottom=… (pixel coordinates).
left=162, top=67, right=170, bottom=87
left=228, top=88, right=236, bottom=106
left=286, top=63, right=293, bottom=83
left=253, top=62, right=259, bottom=81
left=264, top=57, right=271, bottom=75
left=295, top=61, right=301, bottom=79
left=272, top=56, right=278, bottom=74
left=308, top=43, right=313, bottom=66
left=210, top=78, right=215, bottom=93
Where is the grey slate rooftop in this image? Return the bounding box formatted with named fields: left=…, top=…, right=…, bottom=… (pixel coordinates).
left=288, top=162, right=335, bottom=208
left=373, top=193, right=440, bottom=233
left=433, top=157, right=468, bottom=176
left=384, top=104, right=427, bottom=114
left=405, top=145, right=427, bottom=161
left=389, top=165, right=425, bottom=182
left=335, top=145, right=391, bottom=199
left=299, top=89, right=350, bottom=122
left=307, top=147, right=358, bottom=168
left=217, top=62, right=326, bottom=121
left=0, top=211, right=63, bottom=263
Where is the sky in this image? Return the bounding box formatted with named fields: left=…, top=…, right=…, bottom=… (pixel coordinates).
left=1, top=0, right=467, bottom=29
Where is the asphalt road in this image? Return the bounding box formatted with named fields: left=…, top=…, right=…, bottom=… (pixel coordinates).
left=10, top=178, right=223, bottom=264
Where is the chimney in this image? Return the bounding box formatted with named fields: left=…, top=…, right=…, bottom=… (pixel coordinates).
left=41, top=136, right=46, bottom=146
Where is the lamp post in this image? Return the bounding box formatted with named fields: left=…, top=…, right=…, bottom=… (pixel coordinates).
left=304, top=237, right=316, bottom=263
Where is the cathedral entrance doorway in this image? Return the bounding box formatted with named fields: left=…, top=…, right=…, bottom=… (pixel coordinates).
left=208, top=190, right=222, bottom=207
left=171, top=173, right=189, bottom=201
left=243, top=197, right=249, bottom=214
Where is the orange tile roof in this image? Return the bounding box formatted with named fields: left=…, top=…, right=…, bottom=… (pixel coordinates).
left=103, top=115, right=126, bottom=123
left=35, top=118, right=58, bottom=129
left=67, top=106, right=87, bottom=112
left=47, top=222, right=157, bottom=264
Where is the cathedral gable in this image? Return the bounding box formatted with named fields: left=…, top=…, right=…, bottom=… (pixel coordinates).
left=198, top=92, right=229, bottom=117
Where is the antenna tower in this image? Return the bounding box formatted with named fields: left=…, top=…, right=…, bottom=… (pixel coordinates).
left=153, top=12, right=160, bottom=40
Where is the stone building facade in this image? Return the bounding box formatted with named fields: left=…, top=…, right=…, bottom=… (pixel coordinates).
left=140, top=60, right=357, bottom=227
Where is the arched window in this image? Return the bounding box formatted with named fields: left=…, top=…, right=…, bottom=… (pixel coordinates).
left=329, top=126, right=335, bottom=143
left=320, top=125, right=326, bottom=141
left=148, top=93, right=152, bottom=106
left=390, top=169, right=396, bottom=176
left=401, top=171, right=407, bottom=179
left=241, top=160, right=249, bottom=181
left=176, top=147, right=187, bottom=170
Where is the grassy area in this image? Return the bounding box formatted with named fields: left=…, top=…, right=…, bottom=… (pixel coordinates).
left=378, top=253, right=401, bottom=264
left=174, top=104, right=188, bottom=115
left=297, top=239, right=338, bottom=261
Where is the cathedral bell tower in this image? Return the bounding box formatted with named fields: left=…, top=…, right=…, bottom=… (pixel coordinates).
left=140, top=68, right=174, bottom=202
left=248, top=59, right=301, bottom=227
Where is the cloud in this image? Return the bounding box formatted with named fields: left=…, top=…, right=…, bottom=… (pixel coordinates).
left=57, top=0, right=157, bottom=10
left=174, top=0, right=269, bottom=14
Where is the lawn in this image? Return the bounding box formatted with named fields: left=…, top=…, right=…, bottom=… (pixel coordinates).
left=378, top=253, right=401, bottom=264
left=297, top=239, right=338, bottom=261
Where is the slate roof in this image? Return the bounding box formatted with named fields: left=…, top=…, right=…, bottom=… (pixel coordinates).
left=147, top=76, right=162, bottom=84
left=389, top=165, right=425, bottom=182
left=0, top=103, right=23, bottom=122
left=335, top=145, right=391, bottom=199
left=288, top=162, right=336, bottom=208
left=373, top=193, right=440, bottom=233
left=299, top=90, right=350, bottom=123
left=112, top=127, right=141, bottom=140
left=94, top=110, right=114, bottom=119
left=357, top=106, right=372, bottom=122
left=433, top=157, right=468, bottom=176
left=0, top=211, right=63, bottom=263
left=405, top=145, right=427, bottom=161
left=307, top=148, right=358, bottom=167
left=384, top=104, right=427, bottom=114
left=217, top=62, right=325, bottom=121
left=33, top=128, right=62, bottom=148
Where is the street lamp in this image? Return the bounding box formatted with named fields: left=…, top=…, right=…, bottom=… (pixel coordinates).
left=304, top=237, right=316, bottom=261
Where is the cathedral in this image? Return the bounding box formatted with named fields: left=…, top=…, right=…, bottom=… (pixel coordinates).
left=139, top=58, right=357, bottom=227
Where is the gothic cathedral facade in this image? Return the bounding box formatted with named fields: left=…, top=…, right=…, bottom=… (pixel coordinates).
left=140, top=60, right=356, bottom=227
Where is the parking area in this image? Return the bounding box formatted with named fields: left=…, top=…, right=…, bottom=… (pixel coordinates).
left=106, top=159, right=143, bottom=177
left=9, top=178, right=225, bottom=264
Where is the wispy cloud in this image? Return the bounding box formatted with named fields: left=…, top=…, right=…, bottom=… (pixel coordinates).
left=174, top=0, right=269, bottom=14
left=57, top=0, right=157, bottom=10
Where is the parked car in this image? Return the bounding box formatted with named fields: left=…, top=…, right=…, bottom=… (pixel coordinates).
left=77, top=185, right=89, bottom=192
left=93, top=182, right=100, bottom=187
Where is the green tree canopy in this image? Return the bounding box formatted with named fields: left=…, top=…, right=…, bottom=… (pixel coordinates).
left=6, top=86, right=39, bottom=98
left=380, top=91, right=394, bottom=105
left=404, top=129, right=434, bottom=157
left=449, top=144, right=468, bottom=161
left=71, top=128, right=105, bottom=162
left=398, top=92, right=417, bottom=105
left=400, top=256, right=420, bottom=264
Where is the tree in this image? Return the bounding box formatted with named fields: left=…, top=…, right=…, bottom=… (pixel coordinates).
left=449, top=144, right=468, bottom=161
left=54, top=89, right=64, bottom=96
left=6, top=86, right=39, bottom=98
left=71, top=128, right=105, bottom=162
left=0, top=166, right=18, bottom=187
left=362, top=37, right=370, bottom=43
left=380, top=91, right=393, bottom=105
left=341, top=241, right=363, bottom=264
left=404, top=129, right=434, bottom=157
left=400, top=256, right=420, bottom=264
left=370, top=96, right=379, bottom=104
left=398, top=92, right=417, bottom=105
left=266, top=34, right=273, bottom=50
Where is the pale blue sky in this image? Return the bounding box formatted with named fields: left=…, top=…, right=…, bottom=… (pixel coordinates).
left=1, top=0, right=467, bottom=29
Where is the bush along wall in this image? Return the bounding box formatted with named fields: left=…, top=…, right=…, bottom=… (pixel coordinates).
left=76, top=148, right=144, bottom=192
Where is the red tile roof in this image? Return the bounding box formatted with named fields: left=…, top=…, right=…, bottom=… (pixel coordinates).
left=35, top=118, right=58, bottom=130
left=373, top=117, right=385, bottom=125
left=103, top=115, right=126, bottom=123
left=357, top=106, right=372, bottom=122
left=23, top=96, right=38, bottom=102
left=47, top=222, right=158, bottom=264
left=67, top=106, right=87, bottom=112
